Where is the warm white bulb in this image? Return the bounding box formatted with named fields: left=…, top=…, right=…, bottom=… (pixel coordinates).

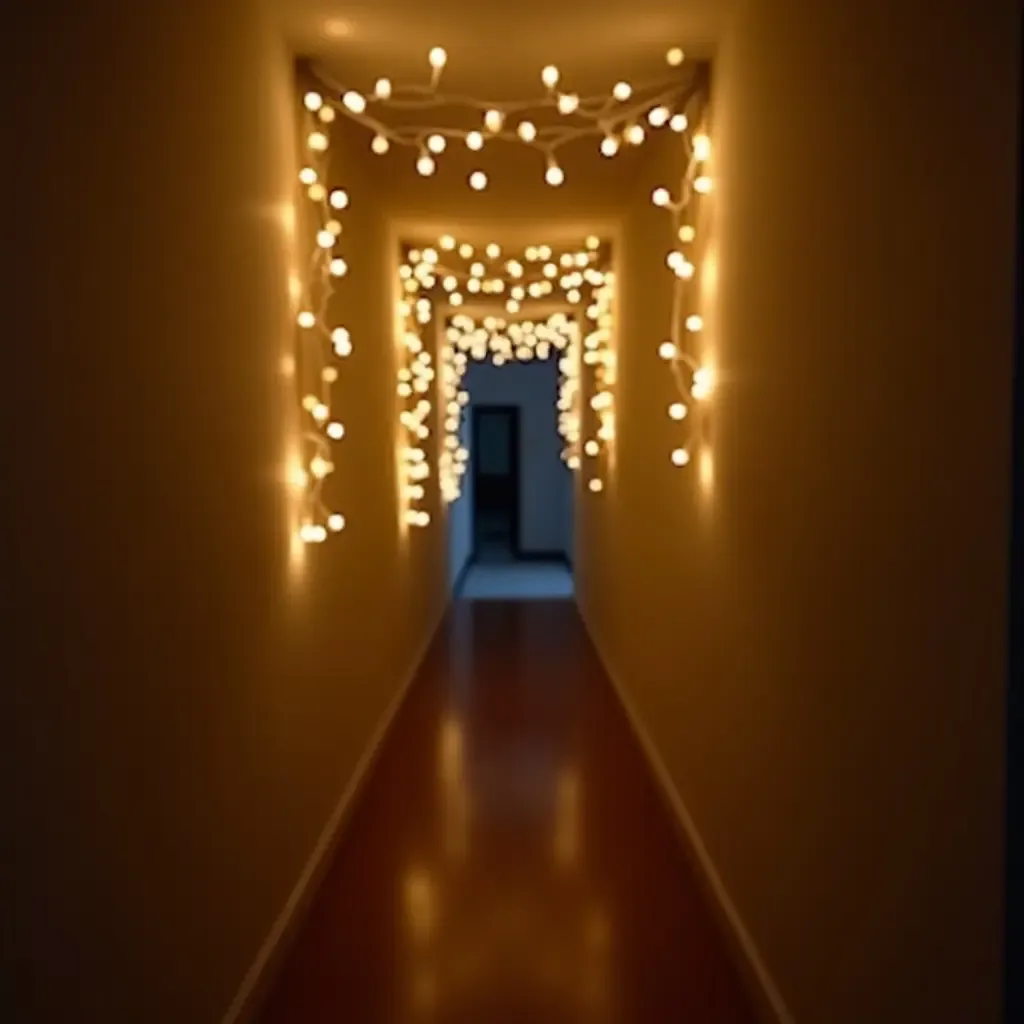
left=439, top=234, right=456, bottom=250
left=417, top=155, right=436, bottom=176
left=330, top=257, right=348, bottom=277
left=374, top=78, right=392, bottom=99
left=458, top=243, right=474, bottom=258
left=326, top=421, right=346, bottom=440
left=317, top=229, right=335, bottom=248
left=297, top=311, right=316, bottom=329
left=625, top=124, right=645, bottom=145
left=659, top=341, right=676, bottom=360
left=666, top=47, right=685, bottom=66
left=317, top=106, right=335, bottom=123
left=669, top=402, right=687, bottom=420
left=298, top=167, right=317, bottom=185
left=588, top=479, right=603, bottom=493
left=670, top=113, right=689, bottom=133
left=671, top=448, right=691, bottom=467
left=585, top=235, right=600, bottom=250
left=469, top=170, right=488, bottom=191
left=427, top=133, right=447, bottom=154
left=429, top=47, right=447, bottom=69
left=541, top=65, right=560, bottom=88
left=332, top=327, right=353, bottom=356
left=327, top=513, right=346, bottom=532
left=342, top=91, right=366, bottom=114
left=652, top=187, right=671, bottom=207
left=685, top=315, right=704, bottom=332
left=303, top=92, right=323, bottom=111
left=371, top=134, right=389, bottom=154
left=649, top=106, right=671, bottom=127
left=329, top=188, right=349, bottom=209
left=600, top=136, right=619, bottom=157
left=557, top=93, right=579, bottom=114
left=545, top=165, right=565, bottom=186
left=694, top=175, right=713, bottom=194
left=517, top=121, right=537, bottom=142
left=486, top=243, right=501, bottom=259
left=307, top=132, right=328, bottom=152
left=693, top=134, right=711, bottom=161
left=484, top=109, right=504, bottom=133
left=691, top=367, right=714, bottom=399
left=466, top=131, right=484, bottom=150
left=679, top=225, right=696, bottom=243
left=324, top=218, right=342, bottom=235
left=612, top=81, right=632, bottom=101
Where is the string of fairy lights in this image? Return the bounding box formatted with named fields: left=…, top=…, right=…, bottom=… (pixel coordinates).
left=292, top=45, right=713, bottom=544
left=438, top=313, right=582, bottom=504
left=294, top=95, right=352, bottom=543
left=306, top=46, right=706, bottom=191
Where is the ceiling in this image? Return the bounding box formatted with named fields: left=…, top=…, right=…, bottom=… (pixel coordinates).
left=275, top=0, right=726, bottom=97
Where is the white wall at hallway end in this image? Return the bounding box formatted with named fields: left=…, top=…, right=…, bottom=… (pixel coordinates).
left=456, top=358, right=572, bottom=556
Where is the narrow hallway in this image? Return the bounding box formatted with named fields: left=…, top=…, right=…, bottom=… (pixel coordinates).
left=257, top=601, right=758, bottom=1024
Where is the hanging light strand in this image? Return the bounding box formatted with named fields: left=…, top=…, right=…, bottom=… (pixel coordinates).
left=295, top=98, right=352, bottom=542
left=305, top=48, right=705, bottom=189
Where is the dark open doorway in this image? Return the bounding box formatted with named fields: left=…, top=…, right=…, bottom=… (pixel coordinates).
left=471, top=405, right=520, bottom=562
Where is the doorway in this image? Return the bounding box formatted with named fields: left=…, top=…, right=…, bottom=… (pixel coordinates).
left=471, top=405, right=520, bottom=562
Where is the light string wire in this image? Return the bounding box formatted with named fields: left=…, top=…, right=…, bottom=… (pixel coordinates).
left=439, top=313, right=582, bottom=503
left=651, top=89, right=714, bottom=468
left=303, top=48, right=707, bottom=187
left=397, top=234, right=613, bottom=503
left=295, top=99, right=353, bottom=542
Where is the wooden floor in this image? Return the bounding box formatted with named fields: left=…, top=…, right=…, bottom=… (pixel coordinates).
left=257, top=600, right=758, bottom=1024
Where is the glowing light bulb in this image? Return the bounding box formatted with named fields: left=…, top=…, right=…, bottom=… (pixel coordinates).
left=298, top=167, right=317, bottom=185
left=332, top=327, right=352, bottom=355
left=307, top=132, right=328, bottom=152
left=685, top=315, right=704, bottom=332
left=303, top=92, right=323, bottom=111
left=429, top=47, right=447, bottom=69
left=659, top=341, right=676, bottom=360
left=652, top=187, right=671, bottom=207
left=666, top=47, right=685, bottom=66
left=670, top=113, right=689, bottom=132
left=541, top=65, right=560, bottom=89
left=648, top=106, right=670, bottom=127
left=486, top=243, right=501, bottom=259
left=327, top=513, right=346, bottom=532
left=694, top=175, right=713, bottom=194
left=326, top=421, right=346, bottom=440
left=671, top=448, right=690, bottom=467
left=469, top=170, right=488, bottom=191
left=439, top=234, right=456, bottom=250
left=370, top=134, right=390, bottom=155
left=329, top=188, right=349, bottom=209
left=297, top=311, right=316, bottom=328
left=374, top=78, right=392, bottom=99
left=585, top=236, right=600, bottom=250
left=545, top=164, right=565, bottom=186
left=330, top=257, right=348, bottom=276
left=679, top=225, right=696, bottom=243
left=588, top=478, right=603, bottom=493
left=669, top=402, right=687, bottom=420
left=517, top=121, right=537, bottom=142
left=600, top=136, right=619, bottom=157
left=466, top=131, right=484, bottom=150
left=427, top=134, right=447, bottom=154
left=693, top=134, right=711, bottom=161
left=417, top=154, right=436, bottom=176
left=484, top=109, right=504, bottom=133
left=584, top=440, right=600, bottom=456
left=612, top=81, right=632, bottom=101
left=459, top=243, right=474, bottom=258
left=625, top=124, right=645, bottom=145
left=316, top=229, right=334, bottom=248
left=325, top=218, right=342, bottom=234
left=691, top=367, right=714, bottom=399
left=322, top=367, right=338, bottom=383
left=557, top=93, right=579, bottom=114
left=317, top=106, right=335, bottom=124
left=342, top=91, right=366, bottom=113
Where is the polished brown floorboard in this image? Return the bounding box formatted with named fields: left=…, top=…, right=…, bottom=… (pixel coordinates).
left=257, top=601, right=758, bottom=1024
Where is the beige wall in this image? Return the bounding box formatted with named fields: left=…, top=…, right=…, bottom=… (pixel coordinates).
left=3, top=3, right=445, bottom=1021
left=578, top=1, right=1018, bottom=1021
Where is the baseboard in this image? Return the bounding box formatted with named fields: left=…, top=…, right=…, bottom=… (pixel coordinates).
left=221, top=607, right=447, bottom=1024
left=583, top=625, right=795, bottom=1024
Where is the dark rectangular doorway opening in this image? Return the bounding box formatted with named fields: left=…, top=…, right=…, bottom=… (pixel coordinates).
left=471, top=405, right=520, bottom=563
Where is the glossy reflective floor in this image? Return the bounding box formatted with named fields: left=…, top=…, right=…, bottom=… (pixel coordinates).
left=257, top=601, right=758, bottom=1024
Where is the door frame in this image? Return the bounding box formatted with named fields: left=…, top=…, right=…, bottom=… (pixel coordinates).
left=470, top=404, right=521, bottom=558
